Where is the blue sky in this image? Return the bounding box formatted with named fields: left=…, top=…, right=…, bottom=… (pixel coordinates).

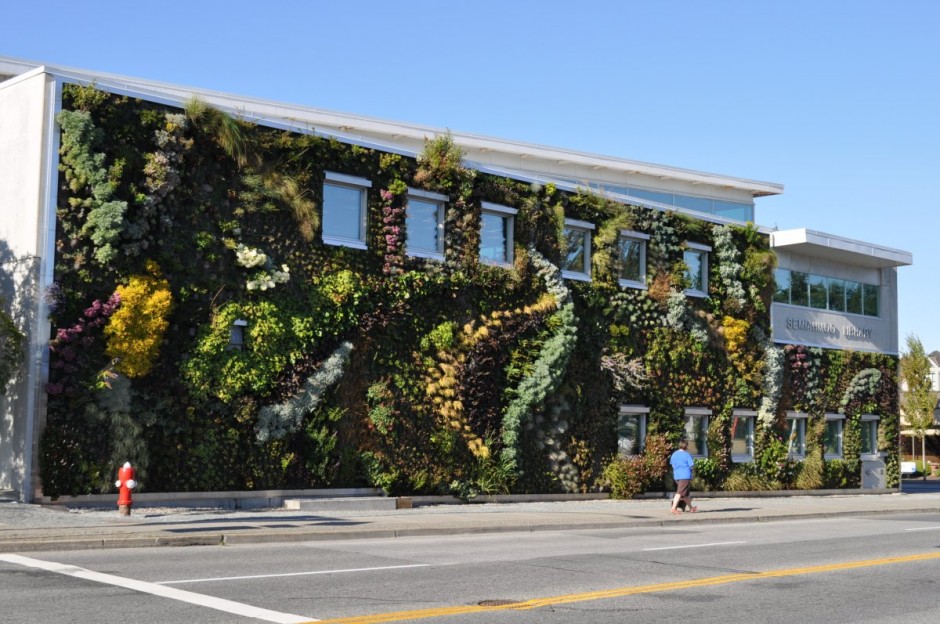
left=6, top=1, right=937, bottom=351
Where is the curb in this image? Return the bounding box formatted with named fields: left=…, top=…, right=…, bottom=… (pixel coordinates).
left=3, top=504, right=938, bottom=553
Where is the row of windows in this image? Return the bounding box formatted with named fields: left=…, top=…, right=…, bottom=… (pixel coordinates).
left=323, top=173, right=710, bottom=291
left=618, top=407, right=880, bottom=462
left=557, top=179, right=755, bottom=222
left=773, top=268, right=880, bottom=317
left=323, top=173, right=517, bottom=265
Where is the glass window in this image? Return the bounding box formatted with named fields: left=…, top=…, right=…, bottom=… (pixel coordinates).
left=406, top=196, right=445, bottom=258
left=790, top=271, right=809, bottom=307
left=618, top=407, right=647, bottom=456
left=808, top=274, right=827, bottom=309
left=674, top=195, right=713, bottom=214
left=617, top=231, right=647, bottom=288
left=713, top=200, right=754, bottom=222
left=824, top=415, right=844, bottom=458
left=322, top=172, right=371, bottom=248
left=861, top=416, right=879, bottom=455
left=562, top=219, right=593, bottom=281
left=684, top=409, right=709, bottom=457
left=480, top=203, right=516, bottom=265
left=684, top=243, right=710, bottom=296
left=845, top=280, right=862, bottom=314
left=863, top=284, right=879, bottom=317
left=787, top=414, right=807, bottom=458
left=827, top=278, right=846, bottom=312
left=731, top=412, right=755, bottom=461
left=626, top=187, right=673, bottom=205
left=773, top=268, right=791, bottom=304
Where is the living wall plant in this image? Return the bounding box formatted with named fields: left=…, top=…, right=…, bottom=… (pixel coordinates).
left=38, top=83, right=900, bottom=498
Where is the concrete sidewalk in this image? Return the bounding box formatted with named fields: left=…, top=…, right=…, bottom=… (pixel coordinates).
left=2, top=488, right=940, bottom=553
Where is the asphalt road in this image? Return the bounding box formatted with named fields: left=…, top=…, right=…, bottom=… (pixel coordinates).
left=2, top=511, right=940, bottom=623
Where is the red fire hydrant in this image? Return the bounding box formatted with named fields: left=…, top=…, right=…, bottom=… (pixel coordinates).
left=115, top=462, right=137, bottom=516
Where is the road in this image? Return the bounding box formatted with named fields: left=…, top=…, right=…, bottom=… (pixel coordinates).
left=2, top=512, right=939, bottom=623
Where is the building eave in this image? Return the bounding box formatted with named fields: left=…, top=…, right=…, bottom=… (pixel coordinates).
left=0, top=54, right=784, bottom=200
left=770, top=228, right=913, bottom=269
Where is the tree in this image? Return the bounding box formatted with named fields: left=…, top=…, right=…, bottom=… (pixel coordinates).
left=900, top=334, right=938, bottom=479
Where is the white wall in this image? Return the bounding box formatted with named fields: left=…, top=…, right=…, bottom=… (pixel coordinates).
left=0, top=70, right=54, bottom=499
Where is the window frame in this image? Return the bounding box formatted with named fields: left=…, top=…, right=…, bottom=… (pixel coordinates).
left=773, top=267, right=791, bottom=304
left=322, top=171, right=371, bottom=250
left=683, top=242, right=711, bottom=297
left=772, top=268, right=880, bottom=318
left=405, top=188, right=448, bottom=261
left=860, top=414, right=880, bottom=458
left=617, top=230, right=649, bottom=289
left=480, top=202, right=517, bottom=267
left=561, top=218, right=594, bottom=281
left=824, top=413, right=845, bottom=459
left=617, top=405, right=648, bottom=457
left=684, top=407, right=710, bottom=457
left=731, top=409, right=756, bottom=463
left=786, top=411, right=808, bottom=459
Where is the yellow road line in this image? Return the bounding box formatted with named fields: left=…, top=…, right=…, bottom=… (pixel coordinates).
left=310, top=551, right=940, bottom=624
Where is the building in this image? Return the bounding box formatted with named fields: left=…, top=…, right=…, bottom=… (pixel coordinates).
left=0, top=56, right=912, bottom=502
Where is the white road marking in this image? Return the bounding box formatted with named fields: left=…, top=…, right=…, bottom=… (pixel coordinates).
left=643, top=541, right=746, bottom=551
left=0, top=554, right=317, bottom=623
left=904, top=526, right=940, bottom=532
left=159, top=563, right=431, bottom=585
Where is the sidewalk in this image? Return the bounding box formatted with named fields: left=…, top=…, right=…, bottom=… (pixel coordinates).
left=2, top=489, right=939, bottom=553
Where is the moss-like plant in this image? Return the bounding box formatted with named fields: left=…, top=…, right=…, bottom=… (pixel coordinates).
left=255, top=341, right=353, bottom=441
left=500, top=250, right=577, bottom=475
left=56, top=109, right=128, bottom=264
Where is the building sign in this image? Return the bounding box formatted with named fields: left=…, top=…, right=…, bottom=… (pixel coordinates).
left=772, top=305, right=887, bottom=353
left=783, top=318, right=873, bottom=341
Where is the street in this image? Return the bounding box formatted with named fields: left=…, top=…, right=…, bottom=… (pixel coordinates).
left=2, top=511, right=939, bottom=623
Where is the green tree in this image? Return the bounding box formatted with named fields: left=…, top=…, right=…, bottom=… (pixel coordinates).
left=900, top=334, right=938, bottom=479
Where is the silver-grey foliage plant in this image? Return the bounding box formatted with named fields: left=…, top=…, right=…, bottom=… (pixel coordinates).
left=256, top=341, right=354, bottom=442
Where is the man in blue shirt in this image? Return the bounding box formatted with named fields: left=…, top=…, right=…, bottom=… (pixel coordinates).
left=670, top=440, right=697, bottom=514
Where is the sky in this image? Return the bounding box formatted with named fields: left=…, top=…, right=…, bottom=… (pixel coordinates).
left=5, top=0, right=938, bottom=352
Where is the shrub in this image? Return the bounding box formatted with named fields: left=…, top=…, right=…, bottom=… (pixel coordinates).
left=104, top=261, right=174, bottom=377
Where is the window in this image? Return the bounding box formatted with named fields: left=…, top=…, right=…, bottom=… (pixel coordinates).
left=786, top=412, right=807, bottom=458
left=562, top=219, right=594, bottom=281
left=480, top=202, right=516, bottom=266
left=731, top=409, right=756, bottom=462
left=684, top=408, right=710, bottom=457
left=827, top=278, right=846, bottom=312
left=790, top=271, right=809, bottom=306
left=405, top=189, right=447, bottom=260
left=844, top=280, right=861, bottom=314
left=617, top=231, right=648, bottom=289
left=863, top=284, right=879, bottom=317
left=323, top=172, right=371, bottom=249
left=861, top=414, right=880, bottom=456
left=773, top=268, right=791, bottom=304
left=683, top=242, right=710, bottom=296
left=824, top=413, right=844, bottom=459
left=808, top=274, right=827, bottom=309
left=618, top=405, right=648, bottom=456
left=772, top=269, right=880, bottom=318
